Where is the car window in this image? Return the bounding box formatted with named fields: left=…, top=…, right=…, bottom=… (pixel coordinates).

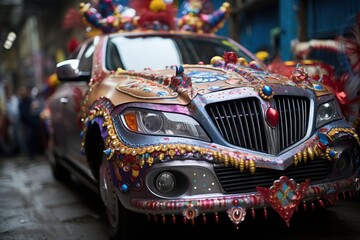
left=78, top=41, right=95, bottom=73
left=108, top=36, right=182, bottom=71
left=106, top=34, right=256, bottom=71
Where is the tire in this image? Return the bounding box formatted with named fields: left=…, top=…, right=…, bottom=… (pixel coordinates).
left=47, top=149, right=71, bottom=182
left=99, top=152, right=133, bottom=239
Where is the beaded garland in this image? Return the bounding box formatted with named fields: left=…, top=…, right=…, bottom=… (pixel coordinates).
left=75, top=65, right=360, bottom=228
left=80, top=92, right=360, bottom=192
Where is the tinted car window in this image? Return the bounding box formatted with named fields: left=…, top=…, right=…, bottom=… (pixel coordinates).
left=78, top=41, right=95, bottom=72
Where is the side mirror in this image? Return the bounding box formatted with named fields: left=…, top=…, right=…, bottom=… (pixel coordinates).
left=56, top=59, right=90, bottom=82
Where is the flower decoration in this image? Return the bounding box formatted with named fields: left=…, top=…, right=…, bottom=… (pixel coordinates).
left=177, top=1, right=231, bottom=33
left=290, top=63, right=309, bottom=84
left=223, top=51, right=238, bottom=64
left=129, top=0, right=177, bottom=31
left=211, top=52, right=248, bottom=67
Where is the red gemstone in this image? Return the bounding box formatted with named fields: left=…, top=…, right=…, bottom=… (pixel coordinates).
left=266, top=107, right=279, bottom=128
left=317, top=142, right=327, bottom=151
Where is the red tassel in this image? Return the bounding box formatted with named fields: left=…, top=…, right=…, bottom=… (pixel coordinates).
left=234, top=223, right=240, bottom=230
left=303, top=202, right=307, bottom=211
left=202, top=213, right=207, bottom=224
left=215, top=212, right=219, bottom=223
left=263, top=208, right=268, bottom=219
left=251, top=208, right=256, bottom=219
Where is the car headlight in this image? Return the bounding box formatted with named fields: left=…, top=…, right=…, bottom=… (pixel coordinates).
left=120, top=109, right=210, bottom=141
left=316, top=99, right=343, bottom=128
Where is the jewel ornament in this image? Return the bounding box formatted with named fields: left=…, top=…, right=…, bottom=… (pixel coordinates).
left=257, top=176, right=310, bottom=226
left=227, top=207, right=246, bottom=227
left=266, top=107, right=279, bottom=128
left=258, top=82, right=274, bottom=100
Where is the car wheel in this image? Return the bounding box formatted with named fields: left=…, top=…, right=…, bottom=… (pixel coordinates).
left=47, top=149, right=71, bottom=182
left=99, top=153, right=133, bottom=239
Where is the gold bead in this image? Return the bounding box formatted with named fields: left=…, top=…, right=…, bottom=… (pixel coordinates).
left=307, top=147, right=314, bottom=160
left=249, top=160, right=256, bottom=174
left=224, top=154, right=229, bottom=167
left=125, top=148, right=133, bottom=155
left=293, top=154, right=298, bottom=166
left=234, top=158, right=239, bottom=169
left=210, top=56, right=223, bottom=65
left=239, top=158, right=244, bottom=172
left=245, top=159, right=249, bottom=169
left=169, top=149, right=176, bottom=158
left=297, top=152, right=303, bottom=163
left=185, top=145, right=193, bottom=152
left=303, top=150, right=308, bottom=163
left=161, top=144, right=168, bottom=152
left=147, top=146, right=155, bottom=153
left=230, top=156, right=235, bottom=166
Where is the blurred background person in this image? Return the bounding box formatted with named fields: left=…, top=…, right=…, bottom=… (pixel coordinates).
left=4, top=82, right=21, bottom=155
left=18, top=86, right=43, bottom=160
left=0, top=80, right=22, bottom=156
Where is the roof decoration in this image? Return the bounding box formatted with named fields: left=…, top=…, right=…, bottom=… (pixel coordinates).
left=79, top=0, right=137, bottom=34
left=79, top=0, right=231, bottom=35
left=129, top=0, right=177, bottom=31
left=177, top=1, right=230, bottom=33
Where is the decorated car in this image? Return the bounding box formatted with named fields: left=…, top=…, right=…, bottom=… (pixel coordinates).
left=45, top=1, right=360, bottom=239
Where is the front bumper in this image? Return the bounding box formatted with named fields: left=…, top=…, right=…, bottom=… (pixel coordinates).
left=130, top=176, right=360, bottom=226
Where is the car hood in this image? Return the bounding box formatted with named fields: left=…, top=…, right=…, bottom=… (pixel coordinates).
left=89, top=64, right=331, bottom=106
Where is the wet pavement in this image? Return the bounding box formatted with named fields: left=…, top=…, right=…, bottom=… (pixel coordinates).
left=0, top=154, right=107, bottom=240
left=1, top=154, right=360, bottom=240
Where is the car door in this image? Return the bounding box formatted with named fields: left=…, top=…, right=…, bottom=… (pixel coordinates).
left=52, top=39, right=95, bottom=176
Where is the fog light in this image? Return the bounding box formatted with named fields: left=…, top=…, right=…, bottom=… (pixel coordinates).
left=335, top=150, right=353, bottom=176
left=156, top=172, right=175, bottom=193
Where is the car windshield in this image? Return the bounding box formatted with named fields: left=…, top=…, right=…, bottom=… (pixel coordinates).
left=106, top=34, right=256, bottom=71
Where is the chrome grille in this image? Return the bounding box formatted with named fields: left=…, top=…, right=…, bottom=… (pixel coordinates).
left=206, top=97, right=267, bottom=152
left=275, top=95, right=310, bottom=150
left=206, top=96, right=310, bottom=154
left=214, top=158, right=331, bottom=194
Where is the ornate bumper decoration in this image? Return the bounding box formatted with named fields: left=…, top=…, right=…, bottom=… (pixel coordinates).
left=257, top=176, right=310, bottom=227
left=79, top=95, right=360, bottom=227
